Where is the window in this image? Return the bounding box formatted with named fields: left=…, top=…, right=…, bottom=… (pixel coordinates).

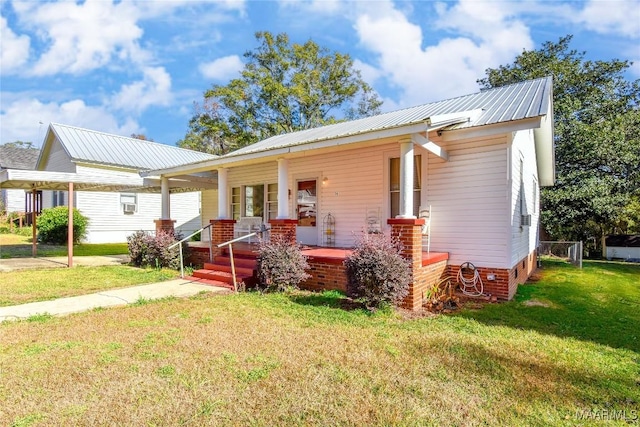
left=52, top=191, right=66, bottom=207
left=231, top=187, right=241, bottom=220
left=267, top=183, right=278, bottom=221
left=120, top=193, right=137, bottom=214
left=390, top=155, right=421, bottom=218
left=244, top=184, right=264, bottom=217
left=297, top=180, right=317, bottom=227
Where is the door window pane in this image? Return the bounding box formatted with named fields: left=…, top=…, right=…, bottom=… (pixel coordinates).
left=244, top=184, right=264, bottom=217
left=297, top=180, right=317, bottom=227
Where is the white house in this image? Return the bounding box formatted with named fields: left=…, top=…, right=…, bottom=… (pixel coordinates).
left=144, top=77, right=555, bottom=306
left=0, top=145, right=44, bottom=218
left=1, top=124, right=216, bottom=243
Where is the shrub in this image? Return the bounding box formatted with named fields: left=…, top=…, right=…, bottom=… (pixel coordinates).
left=37, top=207, right=88, bottom=244
left=344, top=233, right=411, bottom=309
left=127, top=230, right=186, bottom=269
left=257, top=232, right=310, bottom=292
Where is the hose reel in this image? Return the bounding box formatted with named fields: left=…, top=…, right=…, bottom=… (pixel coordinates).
left=457, top=262, right=484, bottom=297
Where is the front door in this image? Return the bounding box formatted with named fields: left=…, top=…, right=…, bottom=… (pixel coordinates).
left=296, top=179, right=318, bottom=245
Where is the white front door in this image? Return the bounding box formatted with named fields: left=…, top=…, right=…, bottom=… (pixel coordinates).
left=296, top=179, right=318, bottom=245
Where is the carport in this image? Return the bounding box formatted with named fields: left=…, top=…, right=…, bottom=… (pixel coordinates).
left=0, top=168, right=216, bottom=267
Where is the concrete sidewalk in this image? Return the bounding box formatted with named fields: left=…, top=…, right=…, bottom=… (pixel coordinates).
left=0, top=279, right=229, bottom=322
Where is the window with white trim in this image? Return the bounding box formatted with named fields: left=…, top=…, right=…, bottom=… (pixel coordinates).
left=390, top=155, right=421, bottom=218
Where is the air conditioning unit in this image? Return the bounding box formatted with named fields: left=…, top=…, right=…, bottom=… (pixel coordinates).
left=123, top=203, right=136, bottom=214
left=521, top=214, right=532, bottom=226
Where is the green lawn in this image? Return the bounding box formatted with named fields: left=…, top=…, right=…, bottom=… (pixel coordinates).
left=0, top=259, right=638, bottom=426
left=0, top=234, right=129, bottom=258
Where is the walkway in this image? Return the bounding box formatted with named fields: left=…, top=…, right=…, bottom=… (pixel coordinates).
left=0, top=254, right=229, bottom=322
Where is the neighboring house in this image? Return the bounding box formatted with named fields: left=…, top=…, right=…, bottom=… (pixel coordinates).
left=605, top=235, right=640, bottom=261
left=0, top=144, right=44, bottom=216
left=30, top=124, right=216, bottom=243
left=145, top=76, right=555, bottom=305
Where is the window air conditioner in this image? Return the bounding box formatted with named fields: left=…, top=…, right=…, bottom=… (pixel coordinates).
left=521, top=214, right=531, bottom=226
left=123, top=203, right=136, bottom=214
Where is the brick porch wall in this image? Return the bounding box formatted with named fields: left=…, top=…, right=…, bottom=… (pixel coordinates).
left=301, top=257, right=348, bottom=292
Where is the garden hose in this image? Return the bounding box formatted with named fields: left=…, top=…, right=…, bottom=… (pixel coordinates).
left=457, top=262, right=484, bottom=297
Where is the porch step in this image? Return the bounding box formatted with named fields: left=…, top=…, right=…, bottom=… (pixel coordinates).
left=192, top=269, right=254, bottom=285
left=212, top=256, right=258, bottom=269
left=203, top=262, right=255, bottom=277
left=185, top=276, right=236, bottom=291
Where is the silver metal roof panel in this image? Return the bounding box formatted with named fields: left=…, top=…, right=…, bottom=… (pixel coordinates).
left=48, top=123, right=217, bottom=171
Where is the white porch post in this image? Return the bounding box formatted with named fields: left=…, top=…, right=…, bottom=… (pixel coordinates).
left=160, top=176, right=170, bottom=220
left=277, top=158, right=290, bottom=219
left=217, top=168, right=229, bottom=219
left=398, top=138, right=415, bottom=218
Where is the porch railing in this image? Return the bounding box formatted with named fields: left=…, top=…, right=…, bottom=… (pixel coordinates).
left=168, top=224, right=213, bottom=279
left=216, top=224, right=270, bottom=292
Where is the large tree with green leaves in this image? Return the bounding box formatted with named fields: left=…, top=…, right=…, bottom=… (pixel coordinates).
left=179, top=31, right=382, bottom=155
left=479, top=35, right=640, bottom=254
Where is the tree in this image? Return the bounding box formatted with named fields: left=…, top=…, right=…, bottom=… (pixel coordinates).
left=130, top=134, right=153, bottom=141
left=179, top=31, right=382, bottom=154
left=2, top=141, right=35, bottom=149
left=479, top=35, right=640, bottom=255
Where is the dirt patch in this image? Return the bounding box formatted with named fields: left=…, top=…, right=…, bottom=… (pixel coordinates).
left=522, top=299, right=551, bottom=308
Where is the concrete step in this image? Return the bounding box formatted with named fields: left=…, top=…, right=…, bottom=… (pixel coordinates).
left=203, top=263, right=255, bottom=277
left=192, top=269, right=254, bottom=286
left=184, top=276, right=235, bottom=291
left=211, top=256, right=258, bottom=269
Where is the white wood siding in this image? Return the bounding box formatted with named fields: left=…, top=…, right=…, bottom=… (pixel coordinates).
left=200, top=189, right=218, bottom=242
left=427, top=134, right=510, bottom=268
left=77, top=190, right=201, bottom=243
left=509, top=129, right=540, bottom=267
left=1, top=189, right=26, bottom=212
left=41, top=138, right=76, bottom=172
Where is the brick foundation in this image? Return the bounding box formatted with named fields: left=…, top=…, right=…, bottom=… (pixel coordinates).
left=154, top=219, right=176, bottom=236
left=446, top=250, right=538, bottom=300
left=269, top=219, right=298, bottom=244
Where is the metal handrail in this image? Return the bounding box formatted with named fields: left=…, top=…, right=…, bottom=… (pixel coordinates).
left=168, top=223, right=213, bottom=278
left=216, top=224, right=270, bottom=292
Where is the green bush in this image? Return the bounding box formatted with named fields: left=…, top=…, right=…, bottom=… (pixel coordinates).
left=257, top=232, right=310, bottom=292
left=344, top=233, right=411, bottom=309
left=37, top=207, right=88, bottom=244
left=127, top=230, right=186, bottom=269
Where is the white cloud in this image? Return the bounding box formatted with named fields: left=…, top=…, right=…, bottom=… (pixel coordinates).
left=353, top=0, right=533, bottom=107
left=199, top=55, right=244, bottom=81
left=13, top=0, right=145, bottom=76
left=0, top=97, right=140, bottom=146
left=110, top=67, right=173, bottom=114
left=576, top=0, right=640, bottom=38
left=0, top=16, right=30, bottom=74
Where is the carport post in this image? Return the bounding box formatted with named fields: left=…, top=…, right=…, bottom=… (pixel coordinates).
left=68, top=182, right=74, bottom=267
left=31, top=188, right=37, bottom=257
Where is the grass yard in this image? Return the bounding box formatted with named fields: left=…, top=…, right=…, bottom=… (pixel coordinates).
left=0, top=266, right=180, bottom=307
left=0, top=233, right=129, bottom=258
left=1, top=260, right=639, bottom=426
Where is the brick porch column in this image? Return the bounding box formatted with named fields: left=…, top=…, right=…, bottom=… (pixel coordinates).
left=388, top=218, right=425, bottom=311
left=154, top=219, right=176, bottom=236
left=269, top=219, right=298, bottom=244
left=210, top=219, right=236, bottom=258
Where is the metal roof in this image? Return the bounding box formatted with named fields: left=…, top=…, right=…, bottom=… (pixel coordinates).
left=0, top=145, right=40, bottom=170
left=228, top=76, right=552, bottom=157
left=44, top=123, right=217, bottom=171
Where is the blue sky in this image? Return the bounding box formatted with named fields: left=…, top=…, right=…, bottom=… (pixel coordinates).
left=1, top=0, right=639, bottom=147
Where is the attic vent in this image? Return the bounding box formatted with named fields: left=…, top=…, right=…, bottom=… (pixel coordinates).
left=521, top=214, right=532, bottom=227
